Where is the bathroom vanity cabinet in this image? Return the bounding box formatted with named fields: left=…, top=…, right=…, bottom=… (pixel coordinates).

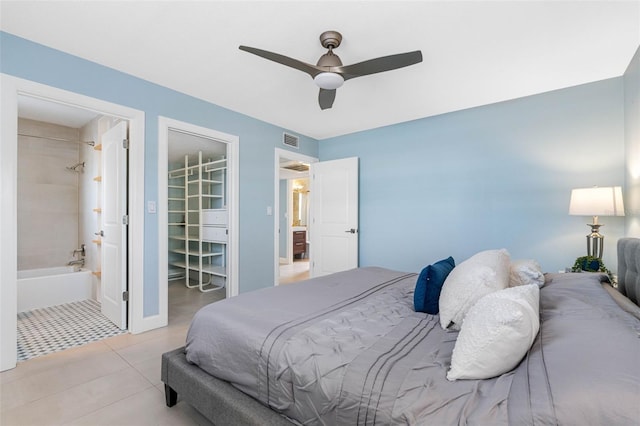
left=293, top=230, right=306, bottom=258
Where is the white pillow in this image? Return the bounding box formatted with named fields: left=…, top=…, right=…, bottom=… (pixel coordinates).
left=510, top=259, right=545, bottom=288
left=447, top=284, right=540, bottom=381
left=439, top=249, right=511, bottom=330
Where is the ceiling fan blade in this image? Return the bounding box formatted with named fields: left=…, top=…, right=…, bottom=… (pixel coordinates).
left=337, top=50, right=423, bottom=81
left=239, top=46, right=322, bottom=78
left=318, top=89, right=336, bottom=110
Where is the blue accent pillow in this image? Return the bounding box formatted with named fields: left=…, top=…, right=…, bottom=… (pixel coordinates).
left=414, top=256, right=456, bottom=314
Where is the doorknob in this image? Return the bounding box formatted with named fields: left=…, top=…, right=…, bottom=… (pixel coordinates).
left=95, top=230, right=104, bottom=237
left=345, top=228, right=357, bottom=234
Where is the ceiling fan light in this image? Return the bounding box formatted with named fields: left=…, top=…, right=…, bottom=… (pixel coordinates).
left=314, top=72, right=344, bottom=90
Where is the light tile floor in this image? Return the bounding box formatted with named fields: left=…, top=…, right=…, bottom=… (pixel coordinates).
left=279, top=259, right=310, bottom=284
left=1, top=266, right=308, bottom=426
left=1, top=280, right=224, bottom=426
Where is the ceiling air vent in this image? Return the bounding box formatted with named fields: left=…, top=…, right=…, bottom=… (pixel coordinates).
left=283, top=132, right=299, bottom=149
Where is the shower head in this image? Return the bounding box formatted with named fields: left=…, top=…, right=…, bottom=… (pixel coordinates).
left=66, top=162, right=85, bottom=172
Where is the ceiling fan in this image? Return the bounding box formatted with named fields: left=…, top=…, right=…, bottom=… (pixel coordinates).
left=239, top=31, right=423, bottom=110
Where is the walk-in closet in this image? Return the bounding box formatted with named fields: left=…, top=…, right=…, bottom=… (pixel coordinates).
left=167, top=131, right=228, bottom=293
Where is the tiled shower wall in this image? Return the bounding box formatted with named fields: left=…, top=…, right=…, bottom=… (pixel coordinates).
left=17, top=118, right=81, bottom=270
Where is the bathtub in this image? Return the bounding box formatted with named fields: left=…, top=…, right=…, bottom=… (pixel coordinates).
left=17, top=266, right=93, bottom=313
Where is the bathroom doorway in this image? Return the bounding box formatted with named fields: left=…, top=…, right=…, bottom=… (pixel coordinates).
left=15, top=96, right=129, bottom=361
left=274, top=148, right=318, bottom=285
left=1, top=76, right=146, bottom=372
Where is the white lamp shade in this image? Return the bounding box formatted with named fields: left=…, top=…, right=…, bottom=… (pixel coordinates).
left=313, top=72, right=344, bottom=90
left=569, top=186, right=625, bottom=216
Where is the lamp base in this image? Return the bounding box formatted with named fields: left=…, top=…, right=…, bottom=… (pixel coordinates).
left=586, top=223, right=604, bottom=259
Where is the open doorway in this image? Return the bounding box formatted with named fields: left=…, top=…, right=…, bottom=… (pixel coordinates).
left=166, top=130, right=228, bottom=323
left=14, top=96, right=129, bottom=361
left=158, top=117, right=239, bottom=328
left=274, top=148, right=318, bottom=285
left=1, top=76, right=146, bottom=372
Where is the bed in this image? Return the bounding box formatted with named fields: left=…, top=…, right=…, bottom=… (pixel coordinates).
left=162, top=238, right=640, bottom=425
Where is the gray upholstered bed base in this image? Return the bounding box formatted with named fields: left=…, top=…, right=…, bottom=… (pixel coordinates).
left=161, top=347, right=293, bottom=425
left=617, top=237, right=640, bottom=306
left=162, top=238, right=640, bottom=425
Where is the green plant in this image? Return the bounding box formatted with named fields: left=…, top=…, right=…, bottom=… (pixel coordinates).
left=572, top=256, right=612, bottom=279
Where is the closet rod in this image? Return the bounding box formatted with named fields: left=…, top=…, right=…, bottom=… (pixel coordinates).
left=17, top=132, right=95, bottom=146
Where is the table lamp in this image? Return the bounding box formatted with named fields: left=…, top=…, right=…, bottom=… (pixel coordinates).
left=569, top=186, right=625, bottom=259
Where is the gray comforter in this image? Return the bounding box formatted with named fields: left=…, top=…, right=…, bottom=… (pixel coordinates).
left=185, top=267, right=640, bottom=425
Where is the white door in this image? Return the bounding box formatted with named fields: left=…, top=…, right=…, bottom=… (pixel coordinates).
left=101, top=121, right=128, bottom=329
left=310, top=157, right=359, bottom=277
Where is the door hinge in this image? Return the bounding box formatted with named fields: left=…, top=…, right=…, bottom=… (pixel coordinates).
left=122, top=215, right=129, bottom=225
left=122, top=139, right=129, bottom=149
left=122, top=291, right=129, bottom=302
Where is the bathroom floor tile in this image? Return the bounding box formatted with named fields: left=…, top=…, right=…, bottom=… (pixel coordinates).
left=17, top=299, right=126, bottom=361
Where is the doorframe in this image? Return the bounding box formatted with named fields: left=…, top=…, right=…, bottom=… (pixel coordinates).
left=158, top=117, right=239, bottom=317
left=0, top=74, right=145, bottom=371
left=273, top=148, right=318, bottom=286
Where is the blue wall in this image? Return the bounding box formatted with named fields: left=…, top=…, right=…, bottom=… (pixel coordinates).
left=2, top=31, right=631, bottom=305
left=319, top=78, right=626, bottom=273
left=1, top=32, right=319, bottom=315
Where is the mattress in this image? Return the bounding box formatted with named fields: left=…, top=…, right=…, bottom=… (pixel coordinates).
left=185, top=266, right=640, bottom=425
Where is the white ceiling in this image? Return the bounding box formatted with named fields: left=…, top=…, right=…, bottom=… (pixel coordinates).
left=2, top=1, right=639, bottom=140
left=18, top=95, right=100, bottom=128
left=168, top=129, right=227, bottom=164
